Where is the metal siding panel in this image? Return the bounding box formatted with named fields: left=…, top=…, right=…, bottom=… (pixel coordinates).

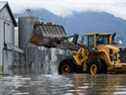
left=5, top=22, right=13, bottom=44
left=25, top=45, right=71, bottom=74
left=0, top=19, right=3, bottom=65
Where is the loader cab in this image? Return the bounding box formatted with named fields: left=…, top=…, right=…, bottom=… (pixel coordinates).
left=82, top=33, right=113, bottom=49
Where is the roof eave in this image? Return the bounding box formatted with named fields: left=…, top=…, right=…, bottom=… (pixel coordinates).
left=6, top=3, right=17, bottom=26
left=0, top=2, right=17, bottom=26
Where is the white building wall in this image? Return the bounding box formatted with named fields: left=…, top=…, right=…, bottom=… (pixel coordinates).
left=0, top=19, right=3, bottom=67
left=0, top=6, right=15, bottom=74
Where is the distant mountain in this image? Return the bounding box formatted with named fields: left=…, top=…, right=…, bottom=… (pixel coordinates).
left=16, top=9, right=126, bottom=44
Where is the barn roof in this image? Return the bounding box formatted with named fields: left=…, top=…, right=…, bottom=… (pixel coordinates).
left=0, top=1, right=17, bottom=26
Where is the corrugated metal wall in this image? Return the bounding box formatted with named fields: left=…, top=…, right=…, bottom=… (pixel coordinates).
left=25, top=45, right=71, bottom=74
left=0, top=6, right=15, bottom=74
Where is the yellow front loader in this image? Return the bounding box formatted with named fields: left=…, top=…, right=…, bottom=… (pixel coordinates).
left=58, top=32, right=126, bottom=75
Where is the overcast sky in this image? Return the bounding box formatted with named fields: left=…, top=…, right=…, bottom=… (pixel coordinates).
left=1, top=0, right=126, bottom=19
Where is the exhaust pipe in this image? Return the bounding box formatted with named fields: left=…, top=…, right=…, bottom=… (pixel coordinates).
left=112, top=32, right=116, bottom=41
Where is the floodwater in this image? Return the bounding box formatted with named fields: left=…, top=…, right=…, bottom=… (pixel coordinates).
left=0, top=73, right=126, bottom=95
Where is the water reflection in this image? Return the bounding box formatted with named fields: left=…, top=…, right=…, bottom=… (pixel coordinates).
left=0, top=74, right=126, bottom=95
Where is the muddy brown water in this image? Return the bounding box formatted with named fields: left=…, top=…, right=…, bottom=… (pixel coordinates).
left=0, top=73, right=126, bottom=95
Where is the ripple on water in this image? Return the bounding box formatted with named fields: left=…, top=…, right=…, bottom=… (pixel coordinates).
left=0, top=74, right=126, bottom=95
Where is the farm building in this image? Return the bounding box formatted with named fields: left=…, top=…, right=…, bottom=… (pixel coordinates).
left=0, top=1, right=18, bottom=74
left=18, top=17, right=71, bottom=74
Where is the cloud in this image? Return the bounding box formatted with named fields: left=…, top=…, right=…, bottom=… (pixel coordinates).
left=2, top=0, right=126, bottom=19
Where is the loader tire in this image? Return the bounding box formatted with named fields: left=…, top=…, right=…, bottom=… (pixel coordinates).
left=88, top=58, right=107, bottom=75
left=58, top=59, right=76, bottom=74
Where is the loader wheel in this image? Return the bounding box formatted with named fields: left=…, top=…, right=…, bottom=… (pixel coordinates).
left=90, top=64, right=98, bottom=76
left=58, top=59, right=75, bottom=74
left=88, top=58, right=107, bottom=75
